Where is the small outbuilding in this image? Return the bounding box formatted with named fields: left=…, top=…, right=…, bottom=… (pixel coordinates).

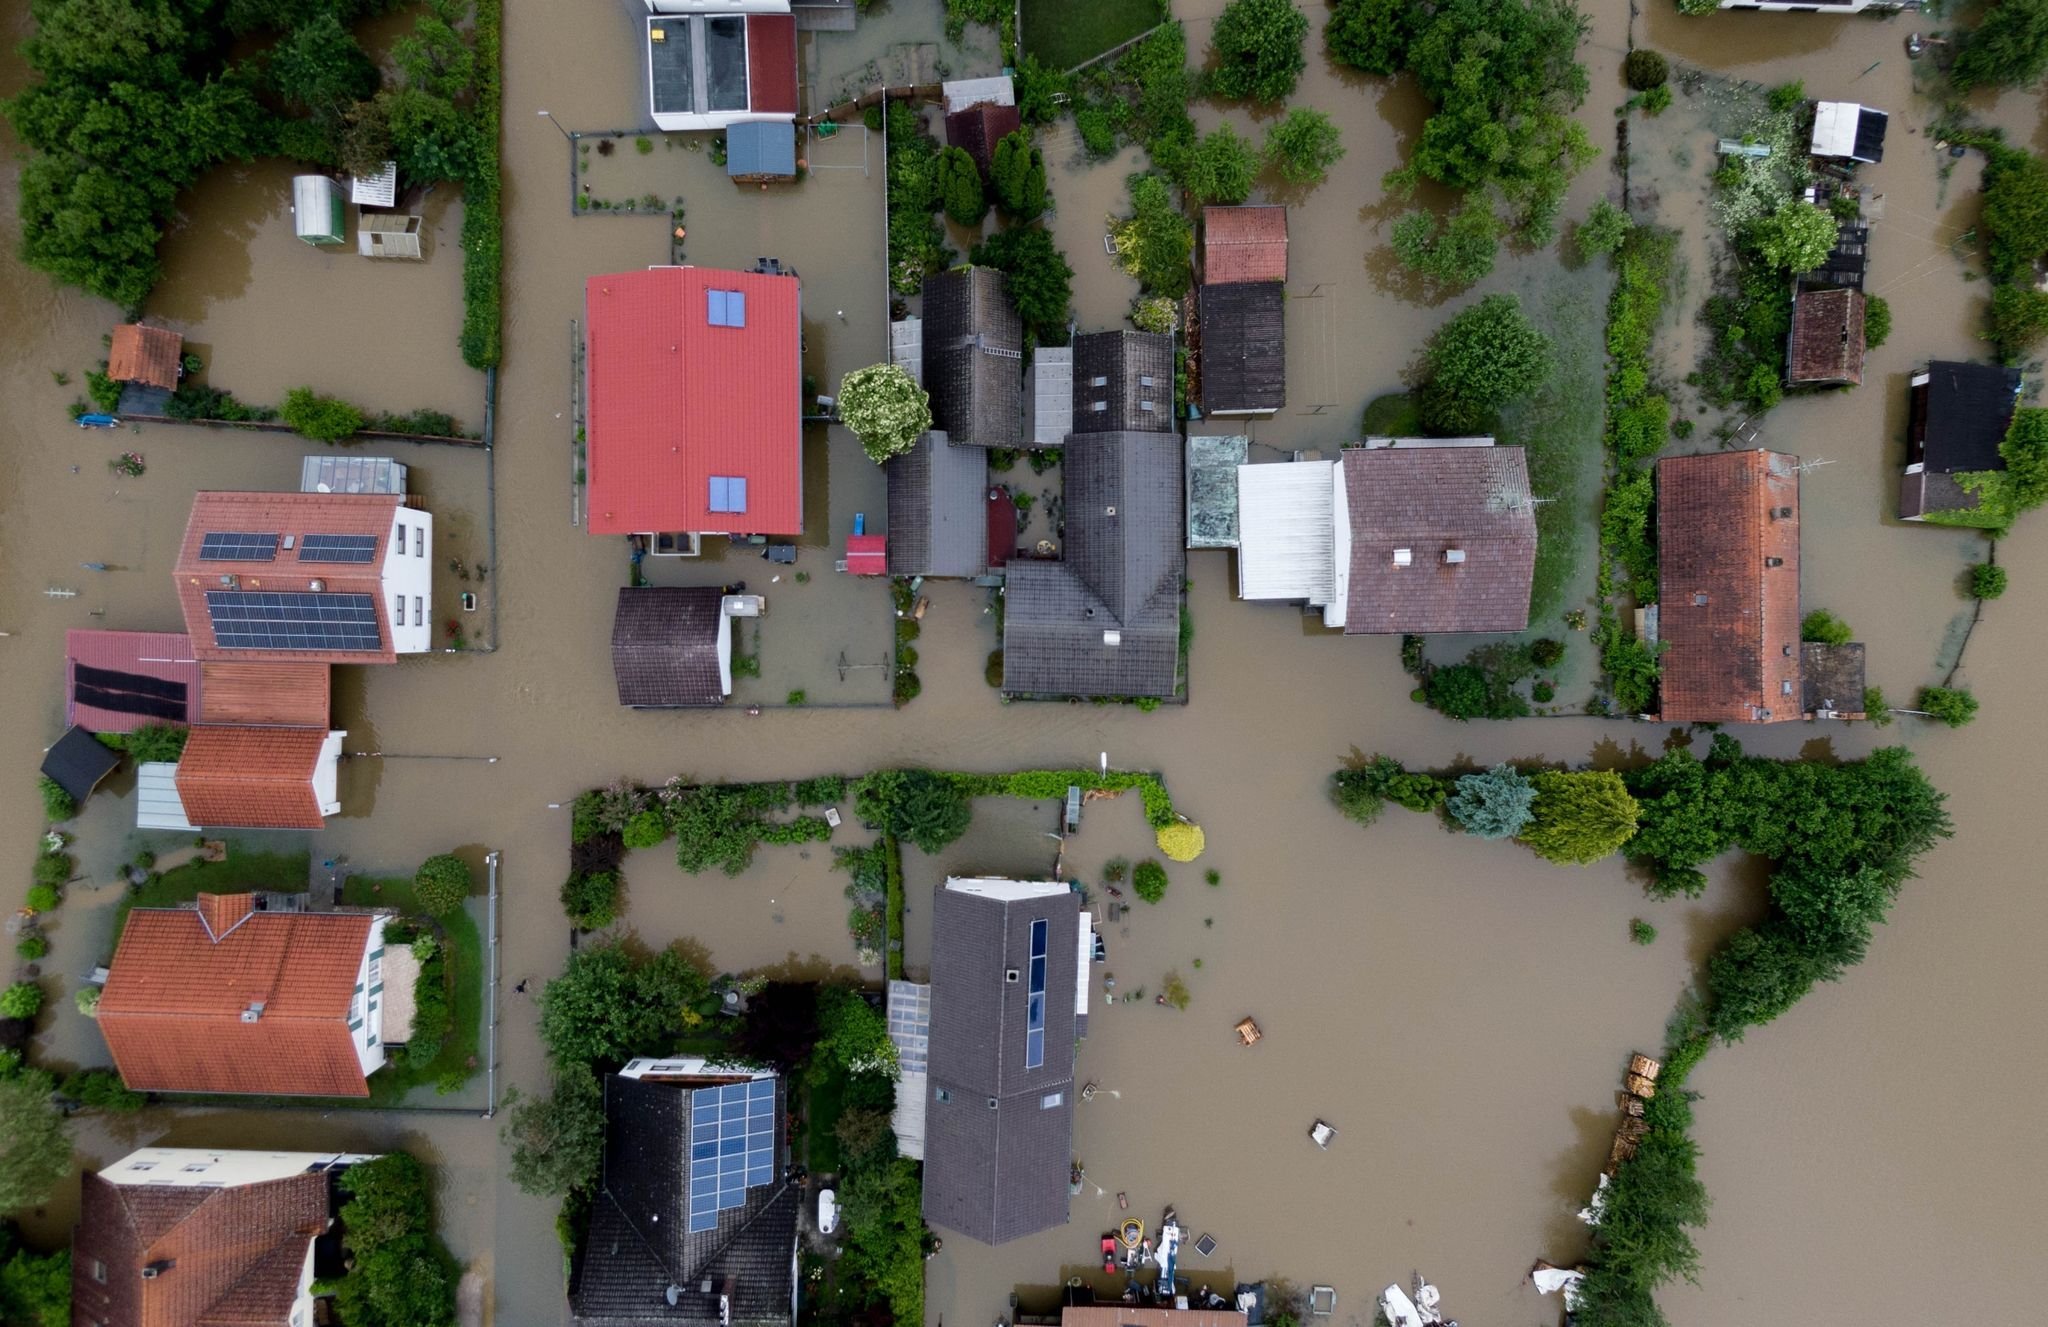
left=292, top=175, right=346, bottom=246
left=1811, top=101, right=1888, bottom=163
left=1198, top=283, right=1285, bottom=416
left=107, top=324, right=184, bottom=391
left=610, top=586, right=734, bottom=708
left=1802, top=641, right=1867, bottom=720
left=1201, top=205, right=1288, bottom=285
left=40, top=725, right=122, bottom=807
left=348, top=160, right=399, bottom=207
left=887, top=432, right=988, bottom=579
left=727, top=120, right=798, bottom=183
left=945, top=100, right=1020, bottom=176
left=1787, top=287, right=1866, bottom=386
left=1901, top=361, right=2023, bottom=520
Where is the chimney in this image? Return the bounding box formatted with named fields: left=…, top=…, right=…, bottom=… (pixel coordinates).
left=240, top=1001, right=265, bottom=1024
left=1392, top=549, right=1412, bottom=567
left=1443, top=548, right=1466, bottom=565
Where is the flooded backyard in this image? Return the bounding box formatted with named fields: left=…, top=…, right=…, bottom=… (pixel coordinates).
left=0, top=1, right=2045, bottom=1325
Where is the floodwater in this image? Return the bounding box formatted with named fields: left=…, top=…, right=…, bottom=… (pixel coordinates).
left=0, top=3, right=2044, bottom=1327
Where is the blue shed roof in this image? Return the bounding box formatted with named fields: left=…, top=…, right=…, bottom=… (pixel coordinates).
left=726, top=121, right=796, bottom=178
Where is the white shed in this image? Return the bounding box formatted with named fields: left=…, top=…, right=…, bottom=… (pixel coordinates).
left=292, top=175, right=346, bottom=246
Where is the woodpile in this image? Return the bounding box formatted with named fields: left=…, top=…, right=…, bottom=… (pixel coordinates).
left=1603, top=1052, right=1663, bottom=1175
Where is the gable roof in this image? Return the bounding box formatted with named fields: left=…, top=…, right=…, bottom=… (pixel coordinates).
left=921, top=267, right=1024, bottom=447
left=1916, top=360, right=2021, bottom=473
left=923, top=884, right=1079, bottom=1245
left=99, top=900, right=375, bottom=1096
left=585, top=266, right=804, bottom=536
left=67, top=629, right=202, bottom=733
left=1802, top=641, right=1866, bottom=717
left=41, top=724, right=124, bottom=804
left=1199, top=283, right=1285, bottom=414
left=571, top=1074, right=796, bottom=1327
left=174, top=492, right=403, bottom=664
left=110, top=324, right=184, bottom=390
left=1002, top=432, right=1184, bottom=698
left=1070, top=330, right=1175, bottom=434
left=945, top=102, right=1021, bottom=174
left=1655, top=449, right=1802, bottom=723
left=612, top=587, right=728, bottom=707
left=1201, top=205, right=1288, bottom=284
left=72, top=1169, right=332, bottom=1327
left=173, top=727, right=332, bottom=830
left=198, top=663, right=332, bottom=728
left=1788, top=287, right=1865, bottom=384
left=1338, top=447, right=1536, bottom=634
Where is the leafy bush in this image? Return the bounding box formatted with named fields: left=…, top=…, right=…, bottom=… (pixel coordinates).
left=1132, top=860, right=1169, bottom=903
left=621, top=810, right=667, bottom=849
left=165, top=383, right=273, bottom=422
left=1989, top=284, right=2048, bottom=359
left=1155, top=822, right=1206, bottom=861
left=1970, top=563, right=2009, bottom=599
left=36, top=778, right=75, bottom=823
left=502, top=1072, right=604, bottom=1198
left=839, top=363, right=932, bottom=463
left=280, top=387, right=365, bottom=443
left=1519, top=769, right=1641, bottom=865
left=1111, top=173, right=1194, bottom=298
left=1208, top=0, right=1309, bottom=103
left=1419, top=293, right=1553, bottom=433
left=795, top=775, right=847, bottom=805
left=15, top=935, right=47, bottom=961
left=1075, top=106, right=1115, bottom=156
left=1641, top=83, right=1672, bottom=114
left=560, top=870, right=620, bottom=929
left=123, top=722, right=188, bottom=764
left=935, top=145, right=987, bottom=226
left=0, top=984, right=43, bottom=1021
left=1917, top=685, right=1979, bottom=727
left=1624, top=49, right=1669, bottom=90
left=1392, top=199, right=1503, bottom=288
left=1952, top=0, right=2048, bottom=91
left=1800, top=609, right=1853, bottom=645
left=1447, top=764, right=1539, bottom=839
left=1863, top=294, right=1891, bottom=350
left=1748, top=202, right=1838, bottom=274
left=1183, top=124, right=1260, bottom=206
left=24, top=886, right=58, bottom=914
left=1630, top=918, right=1657, bottom=945
left=1014, top=54, right=1070, bottom=126
left=412, top=854, right=472, bottom=916
left=1424, top=663, right=1492, bottom=720
left=1530, top=638, right=1566, bottom=668
left=853, top=770, right=972, bottom=853
left=990, top=130, right=1047, bottom=219
left=1601, top=471, right=1658, bottom=601
left=1264, top=107, right=1344, bottom=186
left=984, top=649, right=1004, bottom=687
left=59, top=1068, right=143, bottom=1113
left=969, top=227, right=1073, bottom=341
left=539, top=941, right=709, bottom=1071
left=1578, top=198, right=1634, bottom=259
left=328, top=1154, right=457, bottom=1327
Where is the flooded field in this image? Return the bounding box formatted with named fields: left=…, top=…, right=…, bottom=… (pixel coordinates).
left=1, top=1, right=2046, bottom=1326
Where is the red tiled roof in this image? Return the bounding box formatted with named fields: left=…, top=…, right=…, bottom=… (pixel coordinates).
left=73, top=1170, right=332, bottom=1327
left=1202, top=206, right=1288, bottom=284
left=1656, top=450, right=1802, bottom=723
left=174, top=726, right=332, bottom=830
left=1341, top=447, right=1537, bottom=634
left=199, top=663, right=332, bottom=728
left=65, top=629, right=202, bottom=733
left=585, top=267, right=803, bottom=536
left=946, top=102, right=1021, bottom=174
left=845, top=533, right=887, bottom=575
left=746, top=15, right=798, bottom=115
left=174, top=492, right=402, bottom=664
left=99, top=905, right=375, bottom=1096
left=1788, top=287, right=1865, bottom=385
left=110, top=323, right=184, bottom=391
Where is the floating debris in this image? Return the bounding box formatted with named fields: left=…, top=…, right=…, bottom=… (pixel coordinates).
left=1309, top=1120, right=1337, bottom=1149
left=1235, top=1016, right=1262, bottom=1046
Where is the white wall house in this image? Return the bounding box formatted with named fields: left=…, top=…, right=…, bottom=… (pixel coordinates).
left=385, top=505, right=435, bottom=654
left=351, top=915, right=392, bottom=1076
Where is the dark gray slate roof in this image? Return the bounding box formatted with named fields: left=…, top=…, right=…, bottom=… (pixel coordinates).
left=1002, top=431, right=1184, bottom=698
left=1919, top=361, right=2020, bottom=473
left=571, top=1074, right=796, bottom=1327
left=923, top=885, right=1080, bottom=1245
left=1802, top=641, right=1866, bottom=716
left=887, top=431, right=988, bottom=578
left=1200, top=283, right=1284, bottom=414
left=41, top=724, right=121, bottom=802
left=921, top=267, right=1024, bottom=447
left=1071, top=330, right=1175, bottom=434
left=612, top=587, right=725, bottom=708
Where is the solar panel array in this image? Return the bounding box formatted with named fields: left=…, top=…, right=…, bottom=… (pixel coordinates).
left=297, top=533, right=380, bottom=563
left=205, top=591, right=382, bottom=652
left=198, top=532, right=279, bottom=562
left=686, top=1079, right=775, bottom=1233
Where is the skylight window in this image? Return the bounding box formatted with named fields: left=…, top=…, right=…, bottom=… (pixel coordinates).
left=707, top=289, right=747, bottom=328
left=708, top=476, right=748, bottom=513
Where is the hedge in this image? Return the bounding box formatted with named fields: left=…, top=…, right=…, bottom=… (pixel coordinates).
left=458, top=0, right=503, bottom=369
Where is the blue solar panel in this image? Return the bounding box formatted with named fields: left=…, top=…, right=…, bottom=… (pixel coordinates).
left=297, top=533, right=379, bottom=563
left=686, top=1078, right=775, bottom=1234
left=205, top=591, right=382, bottom=652
left=199, top=532, right=279, bottom=562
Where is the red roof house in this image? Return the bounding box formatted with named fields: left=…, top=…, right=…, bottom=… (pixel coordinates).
left=1201, top=206, right=1289, bottom=285
left=109, top=323, right=184, bottom=391
left=198, top=662, right=332, bottom=728
left=172, top=726, right=343, bottom=830
left=65, top=630, right=203, bottom=733
left=99, top=894, right=387, bottom=1097
left=584, top=266, right=803, bottom=537
left=1656, top=450, right=1802, bottom=723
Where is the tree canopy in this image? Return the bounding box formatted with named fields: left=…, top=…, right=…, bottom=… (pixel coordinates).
left=1418, top=293, right=1554, bottom=433
left=503, top=1073, right=604, bottom=1198
left=1980, top=146, right=2048, bottom=285
left=0, top=1070, right=69, bottom=1213
left=969, top=227, right=1074, bottom=342
left=1264, top=108, right=1345, bottom=186
left=538, top=940, right=709, bottom=1071
left=1447, top=764, right=1539, bottom=839
left=935, top=144, right=988, bottom=226
left=1183, top=124, right=1261, bottom=206
left=1112, top=173, right=1195, bottom=298
left=1518, top=769, right=1641, bottom=864
left=1207, top=0, right=1310, bottom=103
left=853, top=770, right=973, bottom=853
left=839, top=364, right=932, bottom=464
left=328, top=1154, right=456, bottom=1327
left=989, top=130, right=1048, bottom=219
left=1748, top=201, right=1838, bottom=273
left=1953, top=0, right=2048, bottom=91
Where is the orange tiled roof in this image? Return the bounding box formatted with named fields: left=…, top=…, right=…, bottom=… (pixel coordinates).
left=109, top=324, right=184, bottom=391
left=1788, top=287, right=1865, bottom=385
left=99, top=902, right=374, bottom=1097
left=174, top=492, right=401, bottom=664
left=174, top=726, right=331, bottom=830
left=198, top=662, right=332, bottom=728
left=1202, top=205, right=1288, bottom=284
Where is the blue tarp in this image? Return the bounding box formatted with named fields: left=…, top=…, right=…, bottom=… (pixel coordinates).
left=726, top=121, right=796, bottom=178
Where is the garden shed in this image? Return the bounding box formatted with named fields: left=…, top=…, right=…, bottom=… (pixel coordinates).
left=40, top=724, right=121, bottom=805
left=1810, top=101, right=1888, bottom=163
left=1787, top=287, right=1866, bottom=386
left=292, top=175, right=345, bottom=246
left=348, top=160, right=398, bottom=207
left=726, top=120, right=797, bottom=182
left=108, top=324, right=183, bottom=391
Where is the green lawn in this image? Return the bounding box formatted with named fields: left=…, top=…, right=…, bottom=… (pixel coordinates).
left=1021, top=0, right=1158, bottom=72
left=801, top=1065, right=848, bottom=1173
left=343, top=875, right=486, bottom=1105
left=113, top=844, right=309, bottom=935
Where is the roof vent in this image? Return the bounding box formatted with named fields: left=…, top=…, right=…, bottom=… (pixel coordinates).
left=240, top=1002, right=265, bottom=1024
left=1694, top=592, right=1709, bottom=606
left=1105, top=505, right=1117, bottom=516
left=218, top=574, right=237, bottom=588
left=1392, top=548, right=1412, bottom=567
left=1443, top=548, right=1467, bottom=565
left=1765, top=556, right=1785, bottom=568
left=667, top=1286, right=684, bottom=1308
left=1774, top=506, right=1793, bottom=519
left=1103, top=630, right=1122, bottom=646
left=987, top=1097, right=999, bottom=1110
left=1005, top=968, right=1020, bottom=983
left=308, top=579, right=326, bottom=593
left=282, top=535, right=296, bottom=549
left=141, top=1261, right=174, bottom=1280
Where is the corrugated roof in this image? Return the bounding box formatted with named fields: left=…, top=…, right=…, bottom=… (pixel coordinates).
left=137, top=762, right=197, bottom=831
left=1339, top=447, right=1536, bottom=634
left=198, top=663, right=331, bottom=728
left=300, top=455, right=407, bottom=495
left=1200, top=283, right=1285, bottom=414
left=349, top=160, right=398, bottom=206
left=99, top=905, right=374, bottom=1096
left=1028, top=347, right=1072, bottom=445
left=65, top=629, right=201, bottom=733
left=110, top=324, right=184, bottom=390
left=921, top=267, right=1024, bottom=447
left=1655, top=450, right=1802, bottom=723
left=611, top=587, right=728, bottom=707
left=585, top=266, right=803, bottom=536
left=1788, top=287, right=1865, bottom=384
left=174, top=726, right=332, bottom=829
left=1236, top=461, right=1335, bottom=601
left=846, top=533, right=887, bottom=574
left=1202, top=205, right=1288, bottom=284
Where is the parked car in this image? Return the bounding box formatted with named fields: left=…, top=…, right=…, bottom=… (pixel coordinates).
left=817, top=1188, right=838, bottom=1235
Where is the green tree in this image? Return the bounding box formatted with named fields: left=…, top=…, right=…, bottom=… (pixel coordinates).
left=989, top=130, right=1047, bottom=219
left=1132, top=860, right=1169, bottom=903
left=1264, top=108, right=1345, bottom=186
left=0, top=984, right=43, bottom=1021
left=1519, top=769, right=1641, bottom=864
left=281, top=388, right=366, bottom=443
left=1980, top=146, right=2048, bottom=284
left=268, top=10, right=379, bottom=119
left=1112, top=173, right=1195, bottom=297
left=1988, top=284, right=2048, bottom=360
left=838, top=364, right=932, bottom=463
left=331, top=1153, right=456, bottom=1327
left=58, top=1069, right=144, bottom=1113
left=412, top=854, right=471, bottom=915
left=37, top=777, right=75, bottom=822
left=0, top=1228, right=70, bottom=1327
left=1863, top=294, right=1891, bottom=350
left=935, top=145, right=987, bottom=226
left=1208, top=0, right=1310, bottom=103
left=968, top=227, right=1073, bottom=341
left=1418, top=293, right=1554, bottom=433
left=1971, top=563, right=2009, bottom=599
left=1623, top=49, right=1669, bottom=90
left=1800, top=609, right=1853, bottom=646
left=1183, top=124, right=1260, bottom=206
left=1447, top=764, right=1539, bottom=839
left=1953, top=0, right=2048, bottom=90
left=854, top=770, right=972, bottom=853
left=837, top=1157, right=925, bottom=1325
left=502, top=1073, right=605, bottom=1198
left=816, top=987, right=899, bottom=1076
left=559, top=870, right=620, bottom=929
left=539, top=941, right=707, bottom=1070
left=1390, top=199, right=1502, bottom=286
left=1748, top=201, right=1837, bottom=273
left=0, top=1070, right=69, bottom=1212
left=1424, top=663, right=1491, bottom=719
left=833, top=1106, right=895, bottom=1163
left=1577, top=198, right=1634, bottom=258
left=1326, top=0, right=1415, bottom=75
left=1916, top=685, right=1979, bottom=727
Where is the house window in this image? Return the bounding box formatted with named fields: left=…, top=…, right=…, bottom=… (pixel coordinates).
left=412, top=596, right=422, bottom=627
left=1025, top=918, right=1048, bottom=1069
left=181, top=1163, right=208, bottom=1172
left=707, top=289, right=747, bottom=327
left=708, top=476, right=748, bottom=513
left=1041, top=1091, right=1062, bottom=1109
left=128, top=1162, right=154, bottom=1172
left=935, top=1087, right=951, bottom=1104
left=90, top=1259, right=106, bottom=1284
left=414, top=527, right=423, bottom=557
left=368, top=951, right=382, bottom=990
left=393, top=595, right=405, bottom=626
left=397, top=522, right=406, bottom=551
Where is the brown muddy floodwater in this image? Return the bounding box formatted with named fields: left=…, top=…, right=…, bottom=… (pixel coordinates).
left=1, top=1, right=2044, bottom=1325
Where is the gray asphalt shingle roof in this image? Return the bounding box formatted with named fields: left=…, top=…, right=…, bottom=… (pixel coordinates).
left=611, top=588, right=726, bottom=707
left=921, top=267, right=1023, bottom=447
left=1071, top=330, right=1174, bottom=435
left=887, top=431, right=989, bottom=578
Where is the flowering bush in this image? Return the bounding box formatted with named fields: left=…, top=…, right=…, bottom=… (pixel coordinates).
left=839, top=363, right=932, bottom=463
left=1155, top=821, right=1205, bottom=861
